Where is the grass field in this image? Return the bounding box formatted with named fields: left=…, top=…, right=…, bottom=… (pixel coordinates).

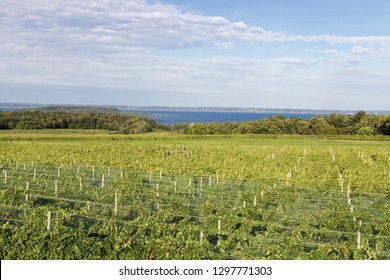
left=0, top=131, right=389, bottom=259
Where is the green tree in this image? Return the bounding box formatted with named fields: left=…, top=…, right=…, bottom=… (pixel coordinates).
left=302, top=116, right=336, bottom=135
left=356, top=126, right=374, bottom=136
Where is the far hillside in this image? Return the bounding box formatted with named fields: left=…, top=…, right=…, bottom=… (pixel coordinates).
left=28, top=105, right=121, bottom=114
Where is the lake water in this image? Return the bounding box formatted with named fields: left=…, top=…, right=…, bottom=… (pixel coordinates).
left=125, top=110, right=325, bottom=125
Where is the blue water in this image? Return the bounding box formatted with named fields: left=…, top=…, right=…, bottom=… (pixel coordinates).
left=125, top=110, right=325, bottom=125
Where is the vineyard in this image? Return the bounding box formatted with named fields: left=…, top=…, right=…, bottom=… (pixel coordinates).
left=0, top=134, right=389, bottom=259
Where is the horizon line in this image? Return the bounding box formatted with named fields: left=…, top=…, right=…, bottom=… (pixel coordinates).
left=1, top=102, right=390, bottom=113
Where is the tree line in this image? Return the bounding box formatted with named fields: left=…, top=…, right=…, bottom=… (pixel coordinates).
left=0, top=110, right=389, bottom=136
left=175, top=111, right=390, bottom=136
left=0, top=110, right=168, bottom=134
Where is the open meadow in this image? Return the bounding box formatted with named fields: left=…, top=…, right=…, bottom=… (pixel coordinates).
left=0, top=131, right=389, bottom=259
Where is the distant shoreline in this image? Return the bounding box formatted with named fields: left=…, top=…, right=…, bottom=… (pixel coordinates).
left=1, top=102, right=390, bottom=115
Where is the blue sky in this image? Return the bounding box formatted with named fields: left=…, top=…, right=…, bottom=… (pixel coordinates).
left=1, top=0, right=390, bottom=110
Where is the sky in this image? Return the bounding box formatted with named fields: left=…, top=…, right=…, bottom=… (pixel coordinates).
left=1, top=0, right=390, bottom=110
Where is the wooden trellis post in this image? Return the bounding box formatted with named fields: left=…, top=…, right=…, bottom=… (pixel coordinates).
left=357, top=229, right=361, bottom=249
left=47, top=211, right=51, bottom=231
left=25, top=182, right=29, bottom=202
left=114, top=192, right=118, bottom=216
left=217, top=219, right=222, bottom=246
left=357, top=220, right=362, bottom=249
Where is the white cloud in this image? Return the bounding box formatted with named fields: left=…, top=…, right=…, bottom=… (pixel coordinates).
left=0, top=0, right=290, bottom=51
left=277, top=57, right=325, bottom=71
left=302, top=35, right=390, bottom=46
left=351, top=45, right=374, bottom=54
left=3, top=0, right=389, bottom=51
left=350, top=45, right=390, bottom=57
left=304, top=48, right=341, bottom=55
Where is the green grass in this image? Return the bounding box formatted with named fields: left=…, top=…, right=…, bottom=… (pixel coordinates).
left=0, top=129, right=112, bottom=135
left=1, top=131, right=389, bottom=183
left=0, top=130, right=389, bottom=144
